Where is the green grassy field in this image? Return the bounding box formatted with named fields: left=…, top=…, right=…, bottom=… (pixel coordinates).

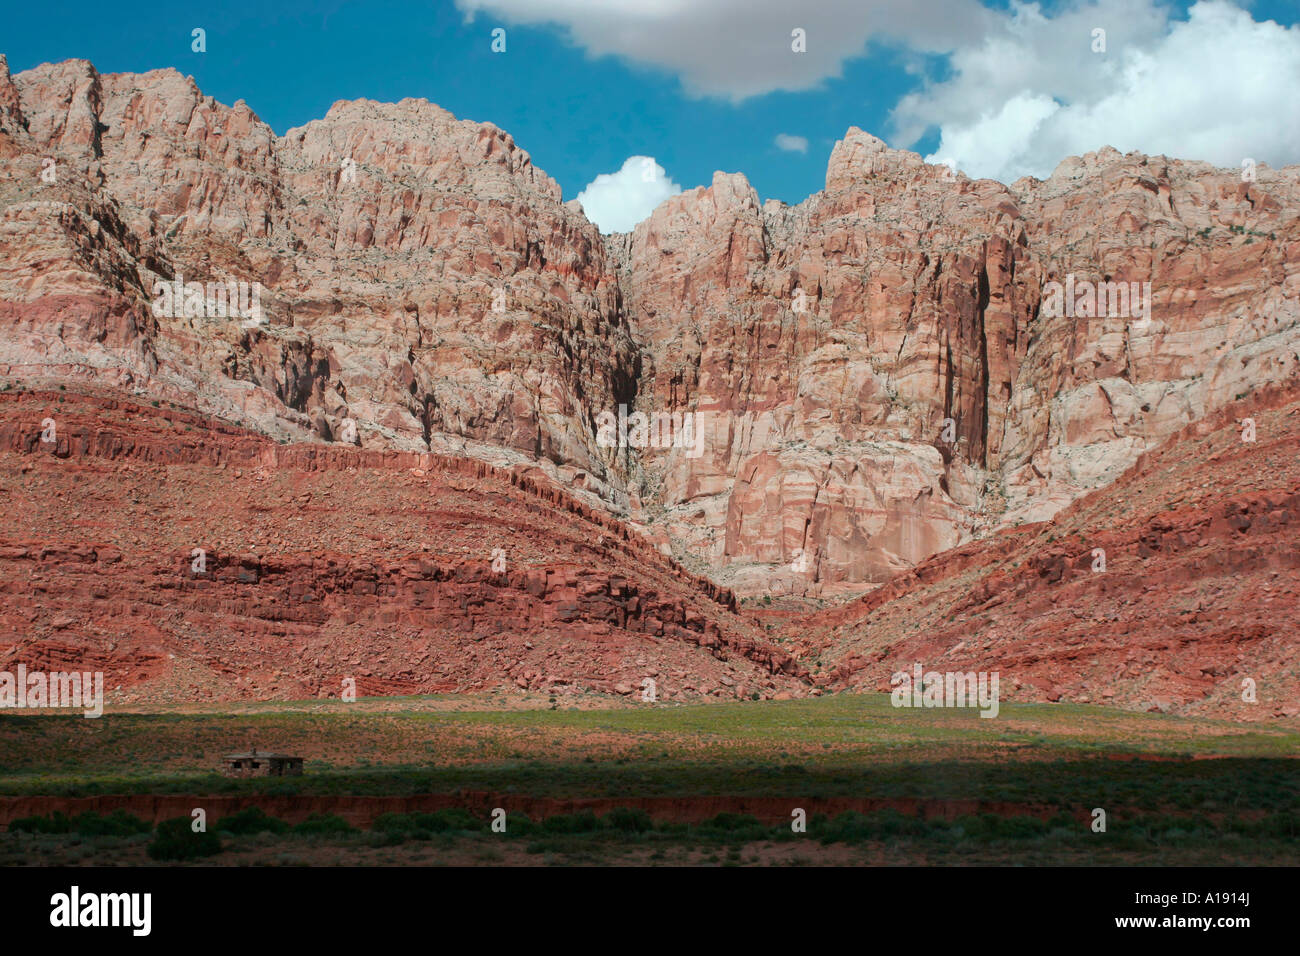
left=2, top=694, right=1297, bottom=811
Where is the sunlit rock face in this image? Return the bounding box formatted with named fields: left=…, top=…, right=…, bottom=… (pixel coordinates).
left=3, top=59, right=1298, bottom=598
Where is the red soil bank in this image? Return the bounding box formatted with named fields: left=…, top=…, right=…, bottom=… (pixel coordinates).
left=0, top=390, right=804, bottom=704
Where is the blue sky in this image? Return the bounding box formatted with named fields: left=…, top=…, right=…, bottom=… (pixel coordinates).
left=3, top=1, right=1298, bottom=229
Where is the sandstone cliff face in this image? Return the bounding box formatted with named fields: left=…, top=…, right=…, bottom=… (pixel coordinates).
left=0, top=56, right=636, bottom=486
left=617, top=131, right=1300, bottom=597
left=780, top=384, right=1300, bottom=721
left=2, top=56, right=1298, bottom=600
left=615, top=133, right=1037, bottom=594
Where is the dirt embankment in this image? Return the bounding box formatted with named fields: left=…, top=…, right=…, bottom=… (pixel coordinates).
left=0, top=389, right=806, bottom=705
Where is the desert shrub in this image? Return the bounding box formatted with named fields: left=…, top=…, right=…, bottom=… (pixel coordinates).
left=367, top=829, right=408, bottom=847
left=73, top=810, right=152, bottom=836
left=692, top=813, right=769, bottom=843
left=540, top=811, right=600, bottom=834
left=603, top=807, right=652, bottom=833
left=9, top=812, right=72, bottom=834
left=147, top=817, right=222, bottom=861
left=496, top=811, right=536, bottom=835
left=1234, top=812, right=1299, bottom=839
left=372, top=812, right=425, bottom=834
left=702, top=812, right=761, bottom=832
left=429, top=808, right=486, bottom=832
left=215, top=806, right=289, bottom=835
left=818, top=810, right=934, bottom=844
left=11, top=810, right=150, bottom=837
left=292, top=814, right=353, bottom=835
left=372, top=808, right=484, bottom=835
left=525, top=835, right=600, bottom=855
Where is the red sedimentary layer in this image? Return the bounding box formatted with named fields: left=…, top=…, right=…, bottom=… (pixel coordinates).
left=785, top=385, right=1300, bottom=720
left=2, top=58, right=1298, bottom=718
left=2, top=56, right=1297, bottom=600
left=0, top=390, right=804, bottom=704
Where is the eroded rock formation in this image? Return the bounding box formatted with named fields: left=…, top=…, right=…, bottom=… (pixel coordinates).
left=2, top=55, right=1298, bottom=605
left=0, top=390, right=803, bottom=703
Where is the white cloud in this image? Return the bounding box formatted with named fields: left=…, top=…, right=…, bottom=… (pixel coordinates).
left=455, top=0, right=995, bottom=101
left=891, top=0, right=1300, bottom=183
left=459, top=0, right=1300, bottom=182
left=774, top=133, right=810, bottom=153
left=575, top=156, right=683, bottom=233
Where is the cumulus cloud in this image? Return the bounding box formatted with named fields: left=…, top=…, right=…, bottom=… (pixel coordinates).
left=575, top=156, right=683, bottom=233
left=892, top=0, right=1300, bottom=183
left=455, top=0, right=995, bottom=100
left=460, top=0, right=1300, bottom=182
left=774, top=133, right=810, bottom=153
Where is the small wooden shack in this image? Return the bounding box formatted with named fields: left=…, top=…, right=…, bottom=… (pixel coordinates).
left=222, top=747, right=304, bottom=777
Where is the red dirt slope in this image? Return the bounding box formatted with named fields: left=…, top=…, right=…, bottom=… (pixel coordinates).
left=0, top=389, right=805, bottom=705
left=785, top=384, right=1300, bottom=720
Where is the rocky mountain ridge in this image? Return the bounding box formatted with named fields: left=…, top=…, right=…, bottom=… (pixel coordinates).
left=2, top=54, right=1298, bottom=600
